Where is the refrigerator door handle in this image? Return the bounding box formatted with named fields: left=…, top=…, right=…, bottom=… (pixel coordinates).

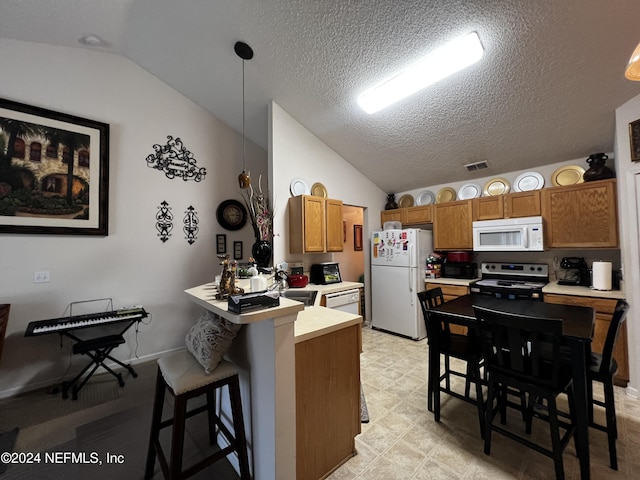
left=409, top=269, right=415, bottom=306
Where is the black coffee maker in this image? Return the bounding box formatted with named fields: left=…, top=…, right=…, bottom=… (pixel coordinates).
left=558, top=257, right=590, bottom=286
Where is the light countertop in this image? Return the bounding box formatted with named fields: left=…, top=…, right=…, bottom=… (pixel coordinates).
left=542, top=281, right=626, bottom=300
left=424, top=277, right=480, bottom=287
left=184, top=283, right=304, bottom=324
left=294, top=306, right=362, bottom=343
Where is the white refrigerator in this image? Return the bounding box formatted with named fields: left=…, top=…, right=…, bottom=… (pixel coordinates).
left=370, top=228, right=433, bottom=340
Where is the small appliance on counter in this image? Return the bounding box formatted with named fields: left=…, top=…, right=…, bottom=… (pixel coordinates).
left=310, top=262, right=342, bottom=284
left=442, top=262, right=477, bottom=279
left=558, top=257, right=590, bottom=286
left=287, top=274, right=309, bottom=288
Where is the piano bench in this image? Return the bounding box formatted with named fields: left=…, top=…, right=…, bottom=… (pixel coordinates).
left=73, top=335, right=125, bottom=355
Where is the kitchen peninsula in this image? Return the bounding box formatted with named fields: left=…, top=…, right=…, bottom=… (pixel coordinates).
left=184, top=283, right=362, bottom=480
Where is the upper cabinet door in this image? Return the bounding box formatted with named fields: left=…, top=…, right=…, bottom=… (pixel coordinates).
left=433, top=200, right=473, bottom=250
left=542, top=179, right=618, bottom=248
left=325, top=199, right=344, bottom=252
left=504, top=191, right=541, bottom=218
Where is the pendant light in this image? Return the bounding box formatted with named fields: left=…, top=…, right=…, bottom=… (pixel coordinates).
left=235, top=41, right=254, bottom=189
left=625, top=42, right=640, bottom=81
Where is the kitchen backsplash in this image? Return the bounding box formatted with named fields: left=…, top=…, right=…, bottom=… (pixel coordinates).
left=469, top=249, right=621, bottom=282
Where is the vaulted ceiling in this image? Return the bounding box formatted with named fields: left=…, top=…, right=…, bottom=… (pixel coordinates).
left=2, top=0, right=640, bottom=194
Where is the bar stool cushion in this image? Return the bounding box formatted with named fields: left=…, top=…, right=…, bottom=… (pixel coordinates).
left=185, top=310, right=241, bottom=373
left=158, top=349, right=238, bottom=395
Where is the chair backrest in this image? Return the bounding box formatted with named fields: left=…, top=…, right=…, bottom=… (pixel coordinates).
left=598, top=299, right=629, bottom=375
left=417, top=289, right=446, bottom=338
left=473, top=305, right=565, bottom=389
left=0, top=304, right=10, bottom=363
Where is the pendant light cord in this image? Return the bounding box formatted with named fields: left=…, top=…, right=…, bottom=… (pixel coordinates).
left=242, top=58, right=246, bottom=172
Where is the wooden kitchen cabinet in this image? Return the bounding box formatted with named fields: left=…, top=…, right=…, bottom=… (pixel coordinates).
left=542, top=179, right=618, bottom=248
left=325, top=198, right=344, bottom=252
left=296, top=323, right=361, bottom=479
left=472, top=190, right=541, bottom=221
left=433, top=200, right=473, bottom=250
left=289, top=195, right=344, bottom=254
left=544, top=293, right=628, bottom=386
left=379, top=205, right=432, bottom=227
left=380, top=208, right=406, bottom=226
left=425, top=283, right=470, bottom=335
left=405, top=204, right=433, bottom=225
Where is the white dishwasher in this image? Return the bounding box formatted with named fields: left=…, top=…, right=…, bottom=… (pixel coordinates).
left=323, top=288, right=360, bottom=315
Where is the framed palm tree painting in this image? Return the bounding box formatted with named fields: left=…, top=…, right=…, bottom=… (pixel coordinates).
left=0, top=98, right=109, bottom=235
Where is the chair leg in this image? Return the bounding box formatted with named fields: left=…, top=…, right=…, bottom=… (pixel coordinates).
left=427, top=356, right=434, bottom=412
left=484, top=379, right=495, bottom=455
left=228, top=375, right=251, bottom=480
left=473, top=365, right=485, bottom=439
left=547, top=396, right=565, bottom=480
left=206, top=390, right=217, bottom=445
left=169, top=394, right=188, bottom=480
left=444, top=354, right=451, bottom=391
left=145, top=368, right=166, bottom=479
left=603, top=378, right=618, bottom=470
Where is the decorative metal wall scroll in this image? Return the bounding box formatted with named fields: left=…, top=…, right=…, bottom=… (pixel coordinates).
left=156, top=200, right=173, bottom=243
left=146, top=135, right=206, bottom=181
left=183, top=205, right=199, bottom=244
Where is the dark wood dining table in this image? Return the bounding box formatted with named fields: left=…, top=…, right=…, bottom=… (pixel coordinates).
left=428, top=294, right=595, bottom=480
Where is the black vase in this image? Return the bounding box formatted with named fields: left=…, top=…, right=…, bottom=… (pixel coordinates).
left=584, top=152, right=614, bottom=182
left=252, top=239, right=272, bottom=268
left=385, top=193, right=398, bottom=210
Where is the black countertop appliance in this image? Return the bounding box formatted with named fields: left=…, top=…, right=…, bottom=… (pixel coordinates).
left=558, top=257, right=590, bottom=286
left=310, top=262, right=342, bottom=285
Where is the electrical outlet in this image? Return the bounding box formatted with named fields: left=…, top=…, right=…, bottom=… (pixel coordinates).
left=33, top=271, right=51, bottom=283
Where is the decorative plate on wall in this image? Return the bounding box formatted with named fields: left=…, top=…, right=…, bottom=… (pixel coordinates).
left=551, top=165, right=585, bottom=186
left=483, top=177, right=511, bottom=196
left=216, top=199, right=247, bottom=231
left=513, top=171, right=545, bottom=192
left=290, top=178, right=310, bottom=196
left=398, top=194, right=414, bottom=208
left=435, top=187, right=457, bottom=203
left=457, top=183, right=482, bottom=200
left=311, top=182, right=328, bottom=198
left=415, top=190, right=435, bottom=205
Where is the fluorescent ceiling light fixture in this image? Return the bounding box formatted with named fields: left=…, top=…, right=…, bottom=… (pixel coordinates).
left=358, top=32, right=484, bottom=114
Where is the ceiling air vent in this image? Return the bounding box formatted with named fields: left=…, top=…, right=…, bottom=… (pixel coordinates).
left=464, top=161, right=489, bottom=171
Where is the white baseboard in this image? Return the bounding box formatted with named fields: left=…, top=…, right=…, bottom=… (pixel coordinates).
left=0, top=347, right=186, bottom=399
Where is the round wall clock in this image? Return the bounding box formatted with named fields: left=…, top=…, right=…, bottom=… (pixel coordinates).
left=216, top=199, right=247, bottom=231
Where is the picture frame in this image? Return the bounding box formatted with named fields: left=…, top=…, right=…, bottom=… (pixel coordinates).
left=0, top=98, right=109, bottom=235
left=353, top=224, right=363, bottom=251
left=216, top=234, right=227, bottom=254
left=630, top=119, right=640, bottom=162
left=233, top=241, right=243, bottom=260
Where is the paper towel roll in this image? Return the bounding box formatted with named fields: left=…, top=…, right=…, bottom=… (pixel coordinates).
left=592, top=261, right=612, bottom=290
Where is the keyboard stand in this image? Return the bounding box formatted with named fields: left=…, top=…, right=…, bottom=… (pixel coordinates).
left=62, top=334, right=138, bottom=400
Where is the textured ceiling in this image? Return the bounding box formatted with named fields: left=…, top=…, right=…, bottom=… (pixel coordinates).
left=1, top=0, right=640, bottom=194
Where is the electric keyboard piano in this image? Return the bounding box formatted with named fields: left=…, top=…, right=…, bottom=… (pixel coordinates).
left=24, top=306, right=148, bottom=337
left=24, top=306, right=148, bottom=400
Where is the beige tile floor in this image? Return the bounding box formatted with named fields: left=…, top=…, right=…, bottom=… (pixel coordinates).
left=328, top=326, right=640, bottom=480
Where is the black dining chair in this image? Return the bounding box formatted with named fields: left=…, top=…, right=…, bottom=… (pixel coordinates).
left=587, top=299, right=629, bottom=471
left=473, top=305, right=576, bottom=480
left=417, top=289, right=485, bottom=437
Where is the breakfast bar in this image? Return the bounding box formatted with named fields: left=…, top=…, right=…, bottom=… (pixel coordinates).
left=184, top=282, right=362, bottom=480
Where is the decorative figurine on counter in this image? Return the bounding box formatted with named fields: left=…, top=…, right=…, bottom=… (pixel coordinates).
left=215, top=254, right=245, bottom=299
left=583, top=152, right=615, bottom=182
left=385, top=193, right=398, bottom=210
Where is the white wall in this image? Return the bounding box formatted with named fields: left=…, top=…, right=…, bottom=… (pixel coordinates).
left=269, top=102, right=385, bottom=319
left=615, top=92, right=640, bottom=396
left=0, top=39, right=267, bottom=397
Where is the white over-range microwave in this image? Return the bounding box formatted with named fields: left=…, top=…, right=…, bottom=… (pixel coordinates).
left=472, top=216, right=544, bottom=251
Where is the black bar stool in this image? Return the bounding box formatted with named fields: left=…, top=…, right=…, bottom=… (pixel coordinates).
left=144, top=350, right=250, bottom=479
